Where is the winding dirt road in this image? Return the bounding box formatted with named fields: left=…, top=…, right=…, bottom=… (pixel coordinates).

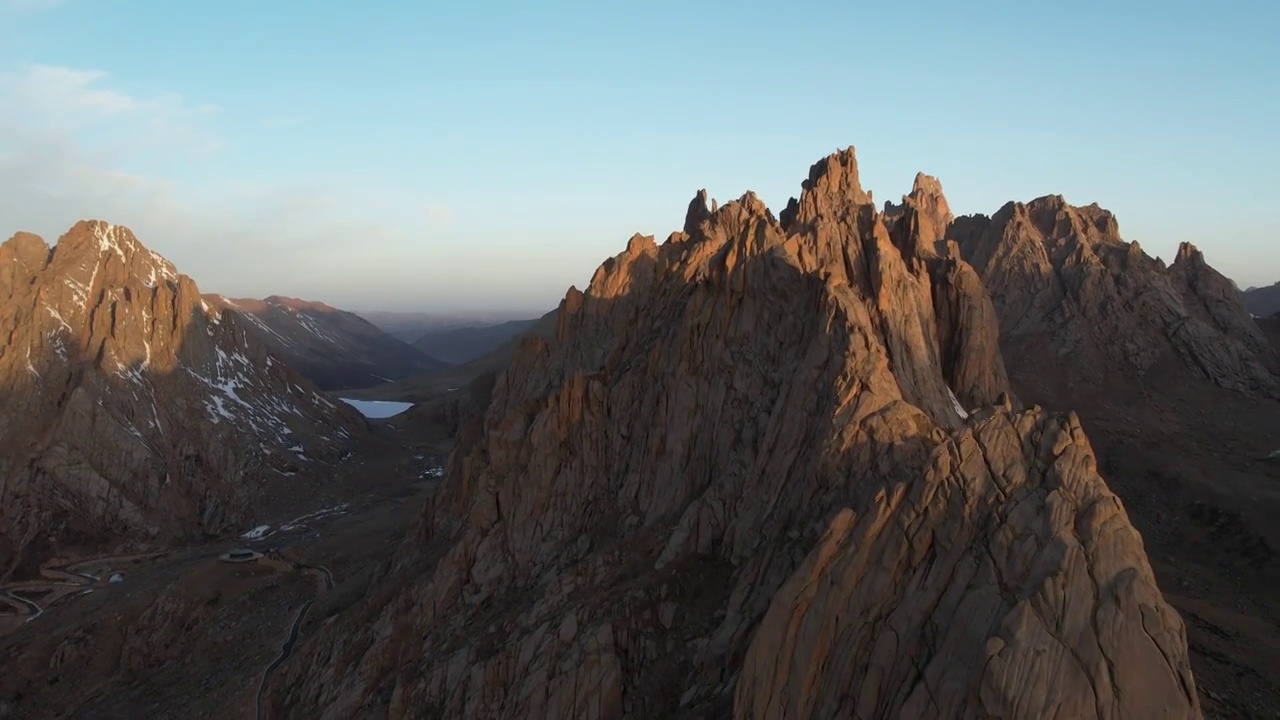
left=253, top=558, right=334, bottom=720
left=0, top=553, right=167, bottom=632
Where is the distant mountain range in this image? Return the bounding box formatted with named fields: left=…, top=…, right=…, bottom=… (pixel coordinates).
left=204, top=295, right=448, bottom=391
left=357, top=310, right=537, bottom=344
left=410, top=318, right=539, bottom=365
left=1242, top=281, right=1280, bottom=318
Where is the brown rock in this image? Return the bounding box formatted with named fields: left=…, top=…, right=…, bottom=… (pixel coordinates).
left=0, top=221, right=365, bottom=578
left=947, top=196, right=1276, bottom=397
left=882, top=171, right=954, bottom=249
left=272, top=150, right=1198, bottom=719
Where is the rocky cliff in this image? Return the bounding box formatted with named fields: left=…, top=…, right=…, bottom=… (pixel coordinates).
left=273, top=149, right=1199, bottom=719
left=945, top=190, right=1280, bottom=716
left=0, top=221, right=365, bottom=579
left=947, top=196, right=1277, bottom=399
left=204, top=294, right=447, bottom=391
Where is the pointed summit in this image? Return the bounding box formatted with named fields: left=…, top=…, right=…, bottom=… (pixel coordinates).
left=1174, top=241, right=1204, bottom=265
left=790, top=146, right=873, bottom=227
left=684, top=189, right=712, bottom=234
left=882, top=171, right=954, bottom=251
left=948, top=196, right=1275, bottom=397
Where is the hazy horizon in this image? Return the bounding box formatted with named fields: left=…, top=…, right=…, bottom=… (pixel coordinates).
left=2, top=0, right=1276, bottom=314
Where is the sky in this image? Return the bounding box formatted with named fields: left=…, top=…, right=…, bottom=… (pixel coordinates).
left=1, top=0, right=1277, bottom=314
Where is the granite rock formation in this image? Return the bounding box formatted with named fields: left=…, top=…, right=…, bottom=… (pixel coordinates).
left=947, top=196, right=1277, bottom=398
left=273, top=149, right=1200, bottom=719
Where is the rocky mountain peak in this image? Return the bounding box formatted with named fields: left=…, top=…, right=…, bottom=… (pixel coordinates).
left=879, top=172, right=953, bottom=262
left=684, top=189, right=713, bottom=234
left=0, top=221, right=364, bottom=578
left=275, top=148, right=1198, bottom=719
left=55, top=220, right=181, bottom=290
left=949, top=195, right=1276, bottom=398
left=908, top=171, right=951, bottom=216
left=1173, top=241, right=1205, bottom=266
left=781, top=146, right=873, bottom=231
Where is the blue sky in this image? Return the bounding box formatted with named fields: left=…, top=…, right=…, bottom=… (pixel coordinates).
left=1, top=0, right=1276, bottom=313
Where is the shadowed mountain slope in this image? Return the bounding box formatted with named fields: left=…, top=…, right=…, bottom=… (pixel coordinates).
left=204, top=294, right=447, bottom=391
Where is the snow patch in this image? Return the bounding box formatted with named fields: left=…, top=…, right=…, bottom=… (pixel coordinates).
left=240, top=525, right=272, bottom=540
left=25, top=346, right=40, bottom=379
left=93, top=222, right=126, bottom=257
left=277, top=503, right=349, bottom=533
left=947, top=387, right=969, bottom=420
left=65, top=276, right=90, bottom=305
left=295, top=312, right=340, bottom=343
left=340, top=398, right=413, bottom=418
left=45, top=304, right=74, bottom=335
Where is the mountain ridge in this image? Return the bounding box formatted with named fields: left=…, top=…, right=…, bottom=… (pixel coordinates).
left=203, top=293, right=447, bottom=390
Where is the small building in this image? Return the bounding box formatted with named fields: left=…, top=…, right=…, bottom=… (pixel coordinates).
left=218, top=548, right=262, bottom=563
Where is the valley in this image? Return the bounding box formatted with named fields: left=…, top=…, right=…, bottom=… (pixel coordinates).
left=0, top=412, right=450, bottom=720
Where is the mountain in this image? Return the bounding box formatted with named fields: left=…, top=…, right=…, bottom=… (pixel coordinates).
left=1243, top=281, right=1280, bottom=318
left=203, top=295, right=448, bottom=391
left=358, top=310, right=536, bottom=343
left=412, top=318, right=539, bottom=364
left=943, top=192, right=1280, bottom=712
left=0, top=221, right=366, bottom=579
left=272, top=149, right=1199, bottom=718
left=947, top=196, right=1276, bottom=399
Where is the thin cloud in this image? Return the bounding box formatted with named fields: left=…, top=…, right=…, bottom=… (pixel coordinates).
left=0, top=62, right=457, bottom=307
left=2, top=65, right=136, bottom=116
left=0, top=64, right=222, bottom=155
